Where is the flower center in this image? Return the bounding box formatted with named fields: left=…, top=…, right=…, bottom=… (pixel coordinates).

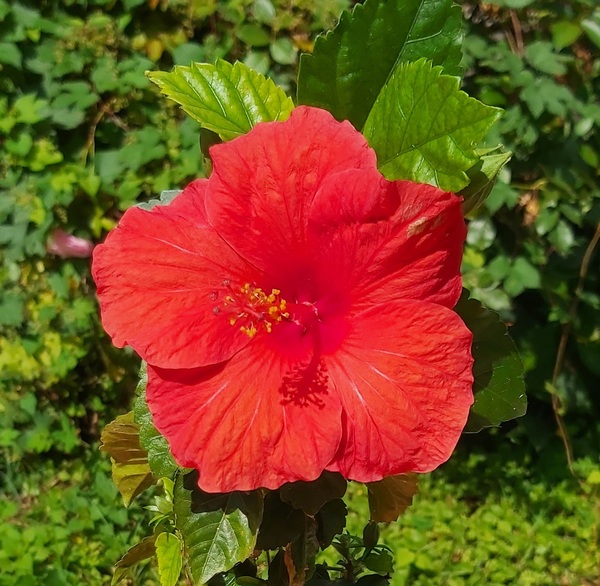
left=215, top=281, right=289, bottom=338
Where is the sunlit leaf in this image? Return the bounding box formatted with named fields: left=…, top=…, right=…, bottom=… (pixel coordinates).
left=155, top=532, right=183, bottom=586
left=147, top=59, right=294, bottom=140
left=112, top=535, right=157, bottom=585
left=100, top=412, right=155, bottom=507
left=363, top=59, right=502, bottom=192
left=134, top=364, right=179, bottom=480
left=298, top=0, right=462, bottom=129
left=455, top=290, right=527, bottom=432
left=366, top=474, right=419, bottom=523
left=174, top=472, right=264, bottom=584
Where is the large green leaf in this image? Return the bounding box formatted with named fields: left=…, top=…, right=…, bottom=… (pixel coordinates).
left=363, top=59, right=502, bottom=192
left=133, top=366, right=179, bottom=480
left=147, top=59, right=294, bottom=140
left=174, top=472, right=264, bottom=584
left=155, top=532, right=183, bottom=586
left=297, top=0, right=462, bottom=129
left=455, top=291, right=527, bottom=432
left=366, top=474, right=419, bottom=523
left=100, top=412, right=155, bottom=507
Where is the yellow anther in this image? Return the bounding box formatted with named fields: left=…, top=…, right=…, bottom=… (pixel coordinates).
left=240, top=324, right=257, bottom=338
left=221, top=282, right=289, bottom=338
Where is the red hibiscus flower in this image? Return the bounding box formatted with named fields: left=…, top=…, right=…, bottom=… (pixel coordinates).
left=92, top=106, right=474, bottom=493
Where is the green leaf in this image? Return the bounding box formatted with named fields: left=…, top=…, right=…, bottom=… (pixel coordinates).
left=461, top=148, right=512, bottom=215
left=100, top=412, right=155, bottom=507
left=155, top=532, right=183, bottom=586
left=316, top=499, right=347, bottom=548
left=237, top=24, right=271, bottom=47
left=270, top=38, right=297, bottom=65
left=280, top=471, right=346, bottom=516
left=0, top=42, right=22, bottom=67
left=147, top=59, right=294, bottom=140
left=284, top=516, right=319, bottom=586
left=363, top=550, right=394, bottom=575
left=363, top=59, right=502, bottom=191
left=112, top=535, right=157, bottom=585
left=581, top=10, right=600, bottom=50
left=550, top=21, right=581, bottom=51
left=174, top=472, right=264, bottom=584
left=525, top=41, right=567, bottom=76
left=133, top=369, right=179, bottom=480
left=256, top=493, right=306, bottom=550
left=297, top=0, right=463, bottom=129
left=366, top=474, right=419, bottom=523
left=455, top=291, right=527, bottom=432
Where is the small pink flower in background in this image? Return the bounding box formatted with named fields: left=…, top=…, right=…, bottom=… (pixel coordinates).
left=47, top=229, right=94, bottom=259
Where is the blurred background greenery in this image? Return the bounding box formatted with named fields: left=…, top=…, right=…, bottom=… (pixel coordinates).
left=0, top=0, right=599, bottom=584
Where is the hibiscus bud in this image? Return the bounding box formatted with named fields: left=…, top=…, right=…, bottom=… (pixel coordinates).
left=47, top=229, right=94, bottom=259
left=363, top=521, right=380, bottom=550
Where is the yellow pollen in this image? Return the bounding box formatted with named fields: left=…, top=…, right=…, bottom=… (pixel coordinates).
left=218, top=283, right=289, bottom=338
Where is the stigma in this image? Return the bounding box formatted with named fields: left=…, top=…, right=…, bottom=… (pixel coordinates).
left=216, top=282, right=289, bottom=338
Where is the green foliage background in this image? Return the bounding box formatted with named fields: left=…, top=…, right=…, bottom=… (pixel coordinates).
left=0, top=0, right=599, bottom=584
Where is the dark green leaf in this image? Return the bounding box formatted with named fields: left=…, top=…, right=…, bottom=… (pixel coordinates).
left=280, top=471, right=346, bottom=515
left=363, top=550, right=394, bottom=575
left=363, top=59, right=502, bottom=191
left=366, top=474, right=418, bottom=523
left=112, top=535, right=157, bottom=585
left=257, top=493, right=306, bottom=550
left=315, top=498, right=347, bottom=548
left=267, top=550, right=289, bottom=586
left=133, top=365, right=179, bottom=480
left=284, top=516, right=319, bottom=586
left=100, top=412, right=155, bottom=507
left=155, top=532, right=183, bottom=586
left=461, top=148, right=512, bottom=215
left=297, top=0, right=463, bottom=129
left=147, top=59, right=294, bottom=140
left=455, top=291, right=527, bottom=432
left=356, top=575, right=390, bottom=586
left=174, top=472, right=264, bottom=584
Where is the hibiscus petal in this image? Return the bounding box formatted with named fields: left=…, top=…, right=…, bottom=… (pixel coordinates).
left=92, top=180, right=257, bottom=369
left=147, top=337, right=343, bottom=492
left=325, top=299, right=473, bottom=481
left=205, top=106, right=377, bottom=275
left=308, top=170, right=466, bottom=310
